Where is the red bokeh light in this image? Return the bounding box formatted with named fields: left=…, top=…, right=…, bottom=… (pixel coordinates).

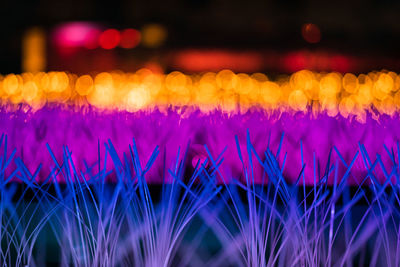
left=283, top=51, right=352, bottom=73
left=301, top=23, right=321, bottom=44
left=330, top=55, right=351, bottom=73
left=120, top=29, right=141, bottom=49
left=84, top=29, right=101, bottom=49
left=99, top=29, right=120, bottom=49
left=283, top=52, right=307, bottom=72
left=172, top=50, right=263, bottom=72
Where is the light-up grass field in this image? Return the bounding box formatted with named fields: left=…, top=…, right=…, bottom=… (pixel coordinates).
left=1, top=69, right=400, bottom=266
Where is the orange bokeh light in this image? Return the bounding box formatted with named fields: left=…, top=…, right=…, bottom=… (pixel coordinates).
left=141, top=24, right=167, bottom=48
left=5, top=69, right=400, bottom=122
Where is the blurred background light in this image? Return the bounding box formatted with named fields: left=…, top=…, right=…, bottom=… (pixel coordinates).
left=283, top=51, right=352, bottom=73
left=52, top=22, right=101, bottom=48
left=99, top=29, right=121, bottom=49
left=3, top=1, right=400, bottom=75
left=141, top=24, right=167, bottom=48
left=119, top=28, right=141, bottom=49
left=301, top=23, right=321, bottom=44
left=4, top=69, right=400, bottom=121
left=22, top=27, right=46, bottom=73
left=172, top=50, right=263, bottom=72
left=2, top=0, right=400, bottom=74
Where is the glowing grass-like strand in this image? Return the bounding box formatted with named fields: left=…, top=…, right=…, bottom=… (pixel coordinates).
left=0, top=138, right=59, bottom=266
left=198, top=131, right=399, bottom=266
left=41, top=136, right=220, bottom=266
left=2, top=132, right=400, bottom=265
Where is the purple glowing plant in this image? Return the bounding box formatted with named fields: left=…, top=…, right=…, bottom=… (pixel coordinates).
left=1, top=106, right=400, bottom=266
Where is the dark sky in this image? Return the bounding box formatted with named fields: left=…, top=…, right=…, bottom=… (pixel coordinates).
left=1, top=0, right=400, bottom=73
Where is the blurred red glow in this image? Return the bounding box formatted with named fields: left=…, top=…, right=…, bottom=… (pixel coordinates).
left=53, top=22, right=101, bottom=48
left=120, top=29, right=141, bottom=49
left=330, top=55, right=351, bottom=73
left=172, top=50, right=263, bottom=72
left=283, top=52, right=307, bottom=72
left=84, top=29, right=101, bottom=49
left=99, top=29, right=120, bottom=49
left=143, top=62, right=164, bottom=74
left=283, top=51, right=352, bottom=72
left=301, top=23, right=321, bottom=44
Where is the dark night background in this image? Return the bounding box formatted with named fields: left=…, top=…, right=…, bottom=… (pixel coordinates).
left=1, top=0, right=400, bottom=73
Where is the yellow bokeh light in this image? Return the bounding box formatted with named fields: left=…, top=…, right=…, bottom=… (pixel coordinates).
left=2, top=69, right=400, bottom=118
left=22, top=27, right=46, bottom=73
left=251, top=73, right=268, bottom=82
left=342, top=73, right=359, bottom=94
left=126, top=86, right=151, bottom=112
left=95, top=72, right=113, bottom=88
left=49, top=72, right=69, bottom=92
left=372, top=73, right=393, bottom=100
left=22, top=81, right=38, bottom=102
left=75, top=75, right=94, bottom=96
left=319, top=73, right=342, bottom=99
left=3, top=74, right=21, bottom=95
left=380, top=96, right=395, bottom=116
left=260, top=81, right=281, bottom=106
left=290, top=70, right=314, bottom=92
left=165, top=71, right=187, bottom=92
left=288, top=90, right=308, bottom=111
left=216, top=69, right=238, bottom=91
left=236, top=73, right=258, bottom=96
left=141, top=24, right=167, bottom=48
left=394, top=90, right=400, bottom=109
